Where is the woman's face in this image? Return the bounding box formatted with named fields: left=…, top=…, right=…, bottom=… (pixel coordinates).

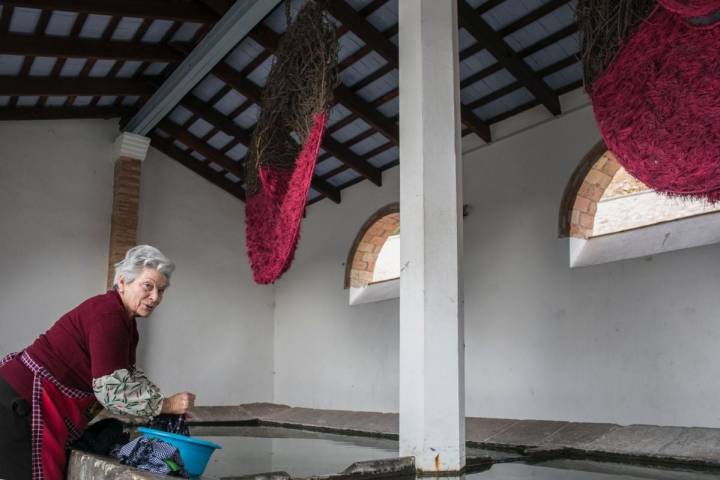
left=117, top=268, right=169, bottom=318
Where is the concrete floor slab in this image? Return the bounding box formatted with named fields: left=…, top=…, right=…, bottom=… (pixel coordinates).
left=465, top=417, right=517, bottom=443
left=539, top=422, right=619, bottom=447
left=482, top=419, right=569, bottom=447
left=262, top=407, right=399, bottom=437
left=582, top=425, right=686, bottom=456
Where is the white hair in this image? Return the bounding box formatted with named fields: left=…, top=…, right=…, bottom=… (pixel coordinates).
left=112, top=245, right=175, bottom=288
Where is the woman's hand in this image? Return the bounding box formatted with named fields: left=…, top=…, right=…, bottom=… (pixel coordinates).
left=161, top=392, right=196, bottom=415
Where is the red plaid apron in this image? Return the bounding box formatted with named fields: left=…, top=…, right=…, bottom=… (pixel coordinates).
left=1, top=352, right=97, bottom=480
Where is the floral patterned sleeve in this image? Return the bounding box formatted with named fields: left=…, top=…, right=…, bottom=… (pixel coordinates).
left=92, top=367, right=164, bottom=418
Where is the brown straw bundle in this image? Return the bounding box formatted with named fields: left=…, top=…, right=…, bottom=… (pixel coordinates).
left=245, top=0, right=339, bottom=195
left=576, top=0, right=656, bottom=89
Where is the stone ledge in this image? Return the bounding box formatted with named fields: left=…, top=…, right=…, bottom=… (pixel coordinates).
left=98, top=403, right=720, bottom=471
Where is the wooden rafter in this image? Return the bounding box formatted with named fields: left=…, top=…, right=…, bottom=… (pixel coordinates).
left=4, top=0, right=217, bottom=23
left=179, top=95, right=343, bottom=204
left=0, top=77, right=156, bottom=96
left=151, top=135, right=246, bottom=202
left=460, top=24, right=577, bottom=89
left=157, top=119, right=245, bottom=180
left=457, top=0, right=561, bottom=115
left=465, top=53, right=579, bottom=110
left=459, top=0, right=572, bottom=62
left=0, top=106, right=135, bottom=121
left=0, top=34, right=186, bottom=62
left=324, top=1, right=491, bottom=142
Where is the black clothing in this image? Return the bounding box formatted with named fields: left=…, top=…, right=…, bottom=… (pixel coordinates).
left=0, top=376, right=32, bottom=479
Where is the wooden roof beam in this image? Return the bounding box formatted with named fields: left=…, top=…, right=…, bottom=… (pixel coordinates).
left=466, top=53, right=578, bottom=110
left=157, top=119, right=245, bottom=180
left=4, top=0, right=218, bottom=23
left=0, top=77, right=155, bottom=96
left=0, top=105, right=135, bottom=121
left=457, top=0, right=561, bottom=115
left=0, top=33, right=187, bottom=62
left=151, top=135, right=246, bottom=202
left=179, top=95, right=343, bottom=203
left=460, top=24, right=577, bottom=88
left=324, top=1, right=491, bottom=142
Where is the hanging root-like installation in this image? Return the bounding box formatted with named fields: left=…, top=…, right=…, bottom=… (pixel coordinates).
left=245, top=0, right=339, bottom=284
left=578, top=0, right=720, bottom=201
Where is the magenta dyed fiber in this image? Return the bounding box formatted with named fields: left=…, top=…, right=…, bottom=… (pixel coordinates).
left=245, top=113, right=327, bottom=284
left=590, top=4, right=720, bottom=200
left=657, top=0, right=720, bottom=16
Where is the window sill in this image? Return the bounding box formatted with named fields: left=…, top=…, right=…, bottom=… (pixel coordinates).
left=570, top=211, right=720, bottom=267
left=349, top=278, right=400, bottom=305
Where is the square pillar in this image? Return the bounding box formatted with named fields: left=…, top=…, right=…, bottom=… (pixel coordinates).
left=107, top=132, right=150, bottom=288
left=398, top=0, right=465, bottom=473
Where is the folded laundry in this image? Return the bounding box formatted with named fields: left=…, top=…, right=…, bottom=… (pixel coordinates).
left=113, top=436, right=188, bottom=477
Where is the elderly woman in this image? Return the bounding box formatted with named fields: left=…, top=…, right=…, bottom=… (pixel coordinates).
left=0, top=245, right=195, bottom=480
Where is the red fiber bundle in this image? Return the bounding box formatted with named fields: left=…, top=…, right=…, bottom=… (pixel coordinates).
left=657, top=0, right=720, bottom=16
left=590, top=4, right=720, bottom=200
left=245, top=113, right=327, bottom=284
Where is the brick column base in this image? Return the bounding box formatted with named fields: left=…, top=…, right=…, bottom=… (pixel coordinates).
left=107, top=157, right=142, bottom=288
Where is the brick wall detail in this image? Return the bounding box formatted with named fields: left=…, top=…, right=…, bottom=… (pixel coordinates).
left=107, top=157, right=142, bottom=288
left=344, top=203, right=399, bottom=289
left=569, top=151, right=620, bottom=238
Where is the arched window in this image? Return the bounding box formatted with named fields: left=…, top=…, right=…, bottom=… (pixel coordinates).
left=345, top=203, right=400, bottom=305
left=559, top=142, right=720, bottom=266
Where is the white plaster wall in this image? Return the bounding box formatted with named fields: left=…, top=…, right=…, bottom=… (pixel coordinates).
left=136, top=147, right=275, bottom=405
left=0, top=119, right=117, bottom=353
left=0, top=119, right=274, bottom=405
left=273, top=169, right=401, bottom=412
left=273, top=103, right=720, bottom=428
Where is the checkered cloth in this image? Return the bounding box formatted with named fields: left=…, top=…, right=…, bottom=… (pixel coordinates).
left=114, top=437, right=188, bottom=476
left=0, top=351, right=95, bottom=480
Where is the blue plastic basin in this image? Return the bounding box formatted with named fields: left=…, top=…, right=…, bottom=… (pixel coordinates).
left=137, top=427, right=222, bottom=477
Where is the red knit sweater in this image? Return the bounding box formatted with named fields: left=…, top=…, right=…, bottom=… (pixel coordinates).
left=0, top=290, right=138, bottom=401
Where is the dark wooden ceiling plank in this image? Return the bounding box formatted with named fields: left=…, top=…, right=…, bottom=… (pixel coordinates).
left=325, top=2, right=397, bottom=66
left=5, top=0, right=217, bottom=23
left=335, top=84, right=398, bottom=144
left=325, top=1, right=491, bottom=142
left=0, top=33, right=186, bottom=62
left=0, top=5, right=14, bottom=32
left=497, top=0, right=571, bottom=37
left=39, top=12, right=86, bottom=107
left=485, top=77, right=581, bottom=124
left=97, top=18, right=153, bottom=107
left=10, top=9, right=50, bottom=107
left=151, top=134, right=246, bottom=202
left=458, top=0, right=560, bottom=115
left=0, top=105, right=135, bottom=121
left=0, top=77, right=155, bottom=96
left=475, top=0, right=507, bottom=15
left=181, top=94, right=251, bottom=145
left=466, top=53, right=578, bottom=110
left=460, top=24, right=577, bottom=89
left=64, top=15, right=120, bottom=107
left=158, top=119, right=245, bottom=179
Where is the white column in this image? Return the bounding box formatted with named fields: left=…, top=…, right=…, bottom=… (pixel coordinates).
left=398, top=0, right=465, bottom=474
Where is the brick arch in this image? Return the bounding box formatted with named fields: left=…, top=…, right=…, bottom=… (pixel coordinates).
left=344, top=203, right=400, bottom=289
left=558, top=140, right=621, bottom=238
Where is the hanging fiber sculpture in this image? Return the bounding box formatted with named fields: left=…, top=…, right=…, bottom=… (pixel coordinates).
left=578, top=0, right=720, bottom=201
left=245, top=0, right=338, bottom=284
